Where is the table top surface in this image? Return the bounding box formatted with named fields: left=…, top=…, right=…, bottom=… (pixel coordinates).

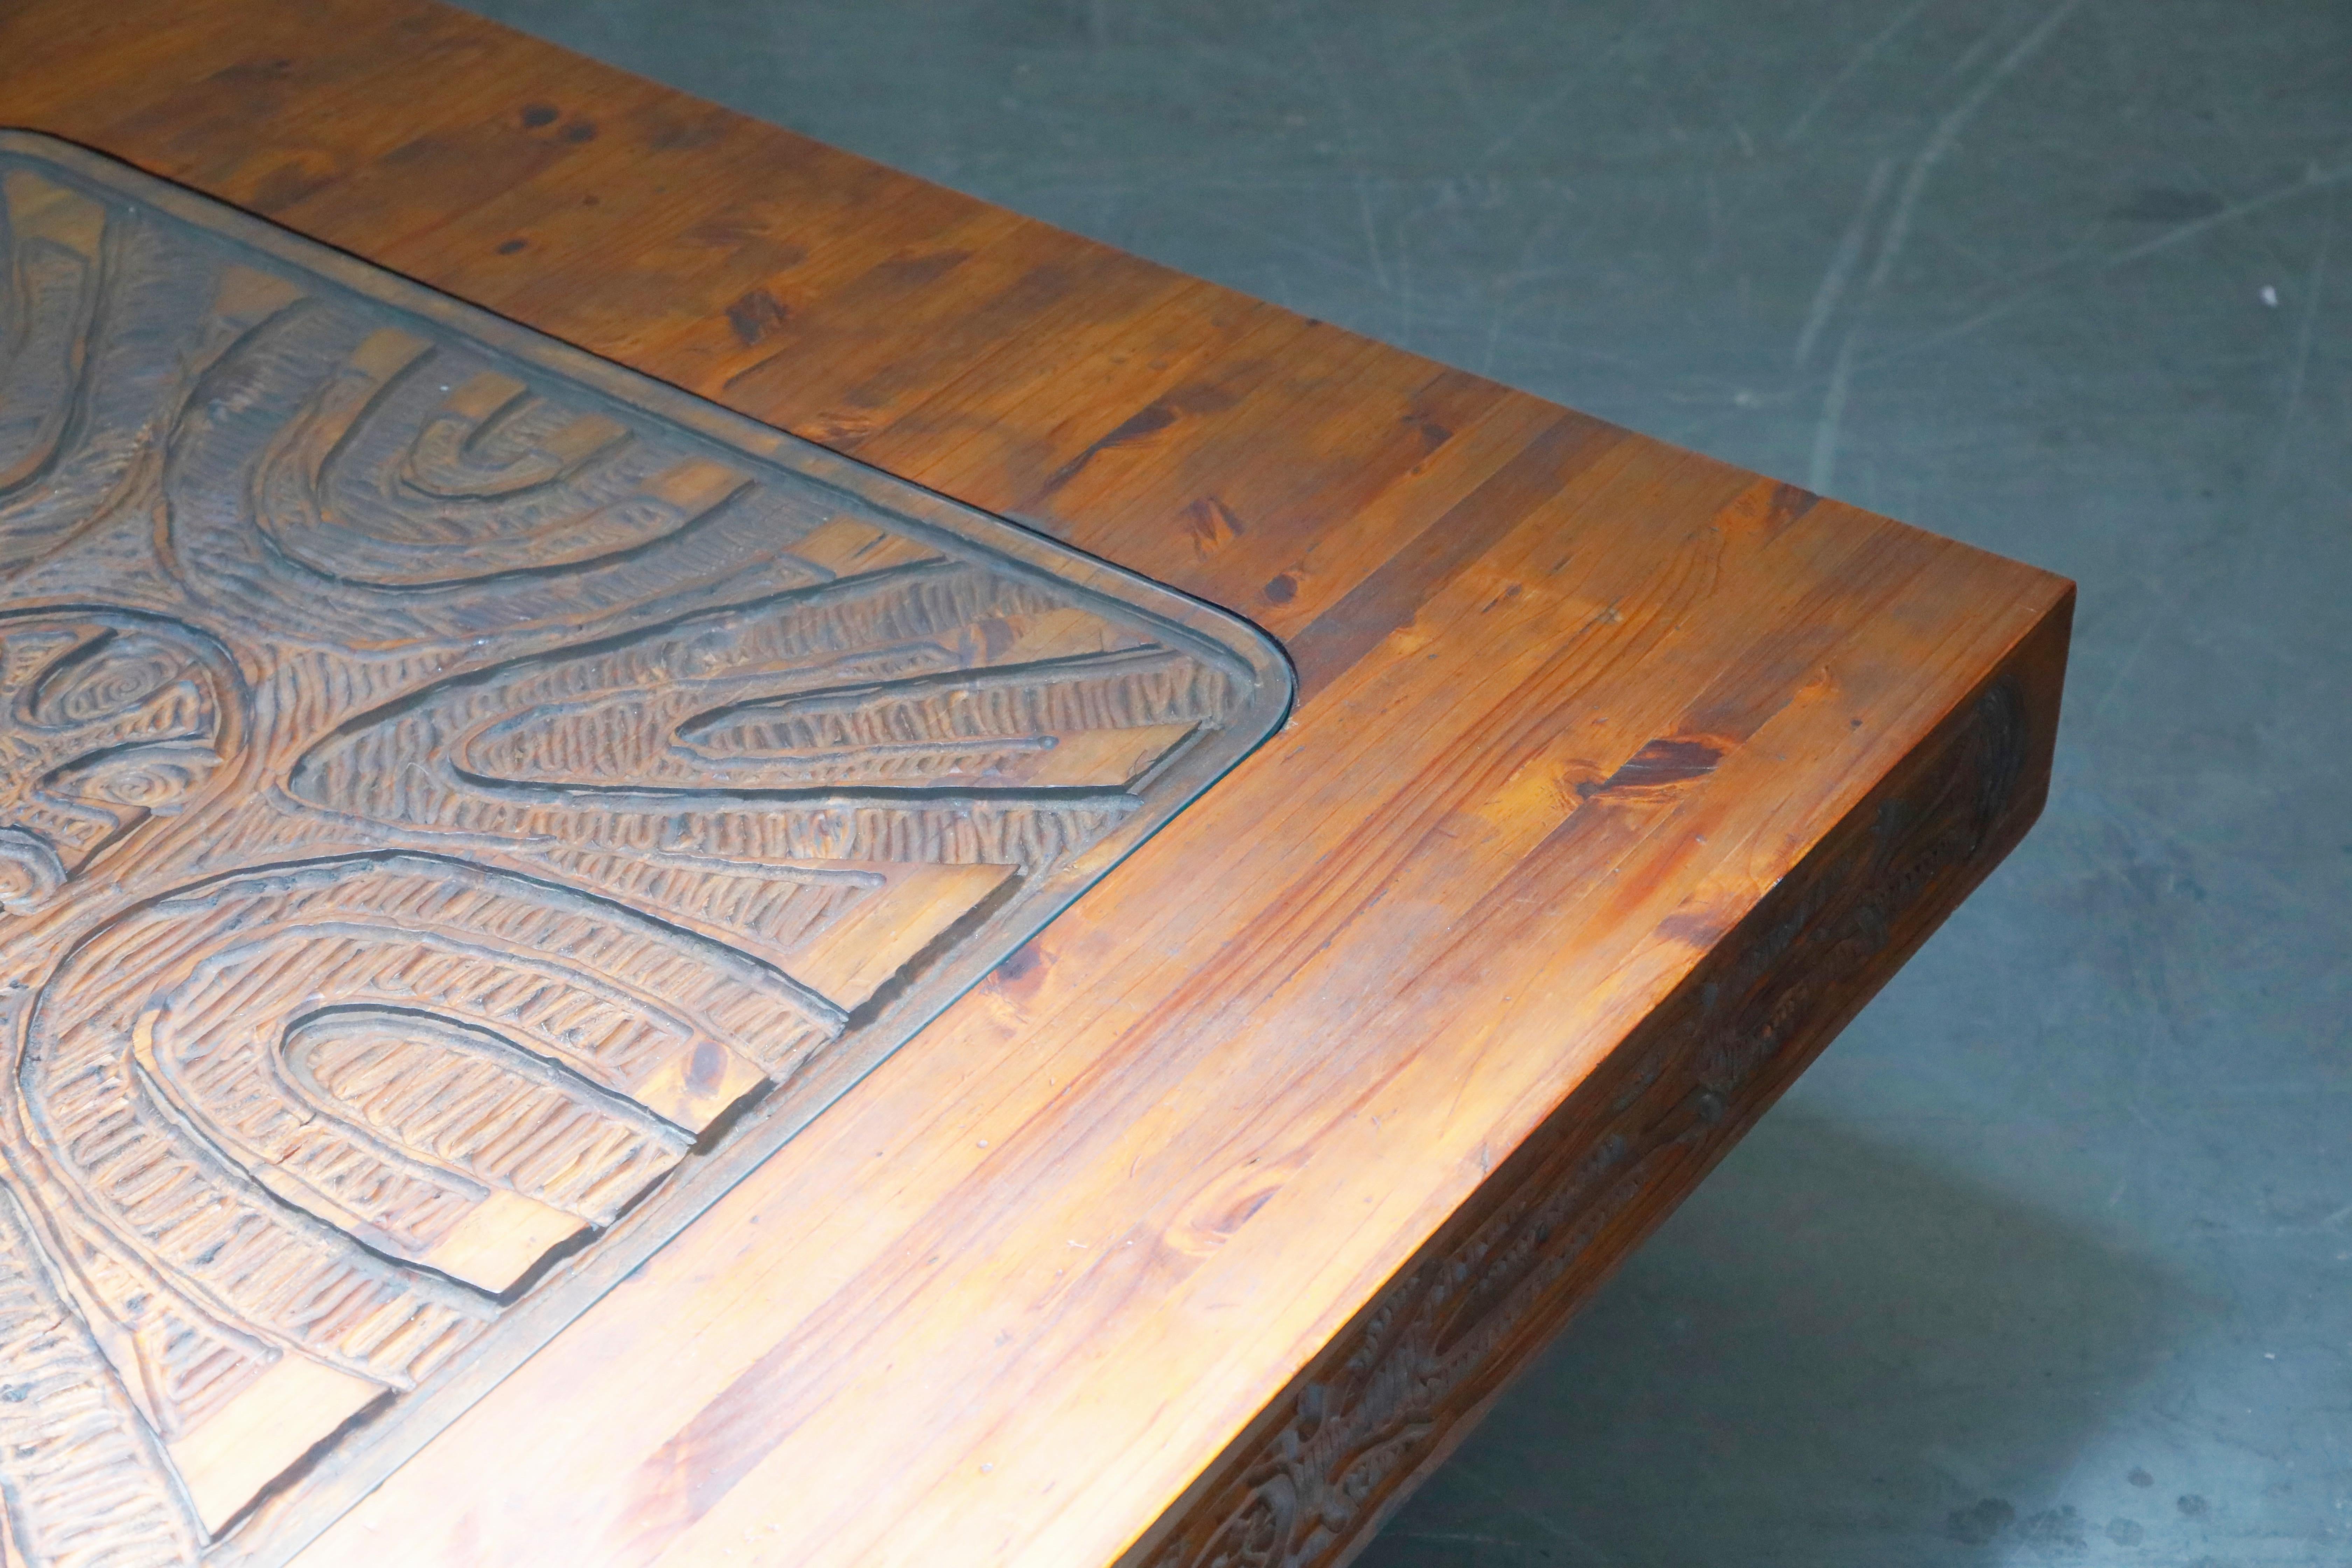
left=0, top=123, right=1295, bottom=1561
left=0, top=4, right=2072, bottom=1566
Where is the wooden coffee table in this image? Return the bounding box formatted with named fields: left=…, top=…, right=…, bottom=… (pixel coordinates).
left=0, top=5, right=2072, bottom=1567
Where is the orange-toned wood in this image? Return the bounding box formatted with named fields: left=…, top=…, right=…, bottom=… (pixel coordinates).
left=0, top=5, right=2074, bottom=1568
left=0, top=129, right=1288, bottom=1562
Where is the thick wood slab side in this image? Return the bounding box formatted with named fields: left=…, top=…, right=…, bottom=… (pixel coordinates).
left=0, top=4, right=2077, bottom=1567
left=1127, top=603, right=2068, bottom=1568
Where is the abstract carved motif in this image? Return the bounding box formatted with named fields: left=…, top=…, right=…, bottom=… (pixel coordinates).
left=0, top=134, right=1288, bottom=1567
left=0, top=610, right=238, bottom=914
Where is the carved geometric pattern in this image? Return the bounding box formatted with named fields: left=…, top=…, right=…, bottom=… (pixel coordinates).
left=0, top=133, right=1289, bottom=1567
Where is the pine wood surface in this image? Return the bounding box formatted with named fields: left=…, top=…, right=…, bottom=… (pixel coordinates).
left=0, top=4, right=2074, bottom=1567
left=0, top=127, right=1293, bottom=1566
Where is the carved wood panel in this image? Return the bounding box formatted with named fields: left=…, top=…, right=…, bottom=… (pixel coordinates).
left=0, top=133, right=1289, bottom=1567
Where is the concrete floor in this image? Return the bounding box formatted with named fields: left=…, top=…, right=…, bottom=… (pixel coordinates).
left=453, top=3, right=2352, bottom=1562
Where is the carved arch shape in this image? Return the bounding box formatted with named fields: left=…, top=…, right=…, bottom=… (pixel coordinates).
left=289, top=560, right=1242, bottom=873
left=144, top=1000, right=697, bottom=1290
left=164, top=304, right=846, bottom=652
left=16, top=854, right=841, bottom=1394
left=263, top=329, right=728, bottom=589
left=0, top=168, right=238, bottom=571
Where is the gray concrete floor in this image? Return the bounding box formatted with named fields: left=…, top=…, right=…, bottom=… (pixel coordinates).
left=452, top=2, right=2352, bottom=1562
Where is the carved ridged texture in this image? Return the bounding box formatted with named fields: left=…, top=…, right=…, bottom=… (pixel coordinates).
left=0, top=1187, right=204, bottom=1568
left=0, top=138, right=1273, bottom=1566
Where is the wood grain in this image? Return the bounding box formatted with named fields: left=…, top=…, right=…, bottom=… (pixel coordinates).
left=1126, top=608, right=2067, bottom=1568
left=0, top=133, right=1283, bottom=1561
left=0, top=4, right=2075, bottom=1567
